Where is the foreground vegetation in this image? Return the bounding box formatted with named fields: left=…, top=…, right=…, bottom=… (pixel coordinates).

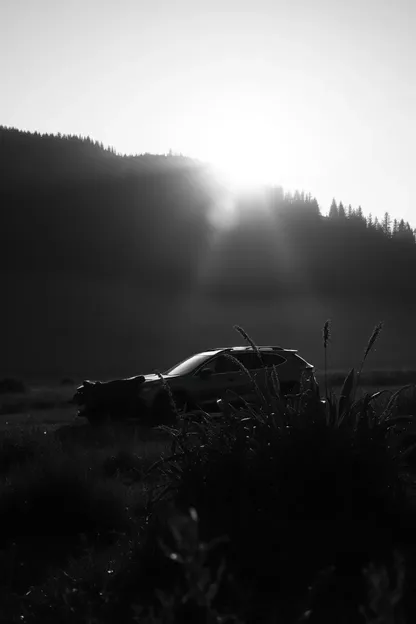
left=2, top=322, right=416, bottom=622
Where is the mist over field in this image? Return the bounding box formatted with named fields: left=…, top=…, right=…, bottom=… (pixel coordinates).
left=1, top=126, right=416, bottom=381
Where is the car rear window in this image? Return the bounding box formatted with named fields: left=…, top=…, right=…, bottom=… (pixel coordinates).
left=261, top=353, right=287, bottom=368
left=232, top=352, right=286, bottom=370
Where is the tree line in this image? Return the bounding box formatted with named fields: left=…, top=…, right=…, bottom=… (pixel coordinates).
left=1, top=125, right=415, bottom=302
left=328, top=197, right=415, bottom=244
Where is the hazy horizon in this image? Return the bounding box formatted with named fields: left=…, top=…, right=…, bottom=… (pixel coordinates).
left=2, top=0, right=416, bottom=223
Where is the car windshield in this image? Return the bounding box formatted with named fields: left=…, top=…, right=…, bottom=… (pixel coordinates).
left=165, top=352, right=217, bottom=376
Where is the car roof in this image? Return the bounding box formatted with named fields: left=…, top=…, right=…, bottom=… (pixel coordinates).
left=205, top=347, right=314, bottom=369
left=207, top=346, right=298, bottom=353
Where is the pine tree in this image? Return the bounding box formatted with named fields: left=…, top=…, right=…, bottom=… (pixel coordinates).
left=374, top=216, right=382, bottom=232
left=338, top=202, right=346, bottom=218
left=329, top=199, right=338, bottom=218
left=382, top=212, right=392, bottom=236
left=347, top=204, right=353, bottom=219
left=310, top=198, right=321, bottom=217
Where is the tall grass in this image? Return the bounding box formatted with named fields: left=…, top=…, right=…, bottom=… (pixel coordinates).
left=353, top=321, right=384, bottom=402
left=3, top=321, right=416, bottom=623
left=135, top=322, right=416, bottom=624
left=323, top=318, right=331, bottom=399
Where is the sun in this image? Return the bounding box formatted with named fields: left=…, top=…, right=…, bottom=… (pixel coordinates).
left=176, top=92, right=303, bottom=230
left=200, top=145, right=279, bottom=232
left=209, top=150, right=274, bottom=194
left=185, top=96, right=282, bottom=194
left=198, top=131, right=279, bottom=195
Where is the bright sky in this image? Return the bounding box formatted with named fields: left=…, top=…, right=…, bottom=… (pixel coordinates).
left=2, top=0, right=416, bottom=225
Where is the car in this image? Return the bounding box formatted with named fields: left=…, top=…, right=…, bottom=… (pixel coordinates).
left=73, top=345, right=320, bottom=425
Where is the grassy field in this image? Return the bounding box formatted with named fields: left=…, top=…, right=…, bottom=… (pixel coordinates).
left=2, top=368, right=416, bottom=421
left=2, top=350, right=416, bottom=623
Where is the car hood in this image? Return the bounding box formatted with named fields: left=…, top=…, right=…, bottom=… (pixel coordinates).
left=141, top=373, right=181, bottom=382
left=142, top=374, right=162, bottom=382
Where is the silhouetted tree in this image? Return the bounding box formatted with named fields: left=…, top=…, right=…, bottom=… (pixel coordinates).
left=356, top=206, right=364, bottom=222
left=329, top=199, right=338, bottom=218
left=382, top=212, right=392, bottom=237
left=1, top=124, right=416, bottom=324
left=338, top=202, right=346, bottom=218
left=374, top=216, right=382, bottom=232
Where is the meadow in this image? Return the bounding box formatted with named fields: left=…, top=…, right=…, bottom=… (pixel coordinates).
left=2, top=324, right=416, bottom=623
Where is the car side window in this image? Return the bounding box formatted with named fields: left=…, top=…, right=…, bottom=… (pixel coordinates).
left=213, top=355, right=240, bottom=374
left=234, top=353, right=263, bottom=370
left=199, top=357, right=219, bottom=373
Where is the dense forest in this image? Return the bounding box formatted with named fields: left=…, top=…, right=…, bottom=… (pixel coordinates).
left=1, top=126, right=416, bottom=378
left=2, top=125, right=415, bottom=299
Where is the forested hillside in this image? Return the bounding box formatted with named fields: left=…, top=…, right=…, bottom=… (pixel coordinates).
left=1, top=126, right=416, bottom=379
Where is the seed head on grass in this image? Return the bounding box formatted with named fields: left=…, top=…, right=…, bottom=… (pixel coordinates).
left=322, top=319, right=332, bottom=399
left=155, top=371, right=181, bottom=420
left=233, top=324, right=278, bottom=402
left=354, top=322, right=384, bottom=402
left=322, top=319, right=331, bottom=350
left=233, top=324, right=264, bottom=368
left=362, top=322, right=384, bottom=365
left=223, top=352, right=267, bottom=410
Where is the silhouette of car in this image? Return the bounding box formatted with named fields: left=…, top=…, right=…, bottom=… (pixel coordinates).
left=73, top=346, right=319, bottom=425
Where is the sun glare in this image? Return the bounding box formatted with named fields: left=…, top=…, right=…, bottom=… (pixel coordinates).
left=186, top=95, right=283, bottom=194
left=210, top=154, right=272, bottom=194
left=200, top=127, right=279, bottom=195
left=203, top=152, right=277, bottom=233
left=180, top=94, right=304, bottom=230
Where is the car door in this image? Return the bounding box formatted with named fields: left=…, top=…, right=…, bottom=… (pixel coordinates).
left=259, top=352, right=289, bottom=394
left=232, top=352, right=268, bottom=403
left=191, top=354, right=247, bottom=410
left=232, top=352, right=289, bottom=403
